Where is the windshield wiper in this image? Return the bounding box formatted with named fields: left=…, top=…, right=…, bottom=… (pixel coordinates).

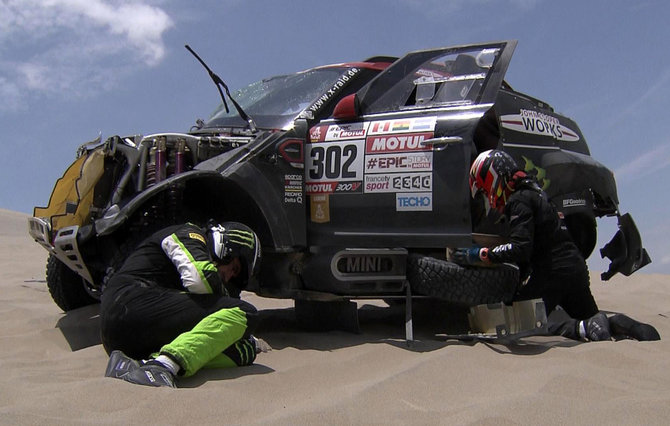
left=185, top=45, right=258, bottom=133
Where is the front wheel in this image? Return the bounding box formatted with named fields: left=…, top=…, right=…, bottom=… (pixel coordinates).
left=46, top=254, right=99, bottom=312
left=407, top=254, right=519, bottom=306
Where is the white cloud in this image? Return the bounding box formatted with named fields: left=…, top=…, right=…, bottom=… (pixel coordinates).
left=0, top=0, right=173, bottom=111
left=614, top=143, right=670, bottom=183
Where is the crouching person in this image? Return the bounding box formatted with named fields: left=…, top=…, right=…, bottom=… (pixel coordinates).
left=456, top=150, right=659, bottom=342
left=101, top=221, right=268, bottom=387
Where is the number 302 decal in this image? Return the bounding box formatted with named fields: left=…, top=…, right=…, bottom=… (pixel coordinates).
left=307, top=141, right=364, bottom=181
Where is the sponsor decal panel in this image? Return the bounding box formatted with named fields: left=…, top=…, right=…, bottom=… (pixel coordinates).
left=368, top=117, right=437, bottom=135
left=310, top=194, right=330, bottom=223
left=365, top=132, right=433, bottom=154
left=284, top=174, right=303, bottom=204
left=324, top=122, right=369, bottom=141
left=309, top=125, right=325, bottom=142
left=305, top=181, right=363, bottom=195
left=365, top=152, right=433, bottom=173
left=306, top=140, right=365, bottom=182
left=309, top=118, right=438, bottom=208
left=500, top=109, right=579, bottom=142
left=396, top=192, right=433, bottom=211
left=305, top=181, right=336, bottom=194
left=334, top=181, right=363, bottom=194
left=364, top=172, right=432, bottom=193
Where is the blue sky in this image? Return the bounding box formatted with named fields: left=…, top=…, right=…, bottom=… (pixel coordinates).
left=2, top=0, right=669, bottom=274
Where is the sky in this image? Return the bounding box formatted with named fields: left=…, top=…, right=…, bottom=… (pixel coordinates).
left=1, top=0, right=669, bottom=274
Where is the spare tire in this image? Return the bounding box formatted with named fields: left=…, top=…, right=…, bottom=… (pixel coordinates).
left=407, top=253, right=519, bottom=306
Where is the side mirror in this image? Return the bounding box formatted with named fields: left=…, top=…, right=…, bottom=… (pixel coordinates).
left=333, top=94, right=360, bottom=121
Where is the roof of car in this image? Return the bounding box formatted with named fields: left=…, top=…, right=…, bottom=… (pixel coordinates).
left=314, top=59, right=394, bottom=72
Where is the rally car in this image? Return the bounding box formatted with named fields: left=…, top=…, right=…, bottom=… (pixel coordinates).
left=29, top=40, right=650, bottom=319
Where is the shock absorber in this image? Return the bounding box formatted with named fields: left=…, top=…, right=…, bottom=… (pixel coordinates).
left=175, top=138, right=186, bottom=174
left=155, top=137, right=167, bottom=182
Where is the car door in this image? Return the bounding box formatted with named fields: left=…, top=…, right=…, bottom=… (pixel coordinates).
left=306, top=40, right=517, bottom=249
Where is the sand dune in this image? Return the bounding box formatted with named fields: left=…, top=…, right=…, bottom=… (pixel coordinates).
left=1, top=208, right=669, bottom=424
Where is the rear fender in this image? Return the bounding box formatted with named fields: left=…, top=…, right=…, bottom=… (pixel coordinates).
left=600, top=213, right=651, bottom=280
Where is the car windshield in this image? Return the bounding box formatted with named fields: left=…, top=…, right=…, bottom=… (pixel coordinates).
left=203, top=67, right=351, bottom=130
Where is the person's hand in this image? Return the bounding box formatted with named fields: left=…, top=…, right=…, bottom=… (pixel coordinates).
left=451, top=247, right=488, bottom=265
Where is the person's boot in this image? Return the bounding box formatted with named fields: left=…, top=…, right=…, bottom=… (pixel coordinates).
left=105, top=350, right=140, bottom=379
left=579, top=312, right=611, bottom=341
left=106, top=351, right=176, bottom=388
left=609, top=314, right=660, bottom=341
left=120, top=360, right=176, bottom=388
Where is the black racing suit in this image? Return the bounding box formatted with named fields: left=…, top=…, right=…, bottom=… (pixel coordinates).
left=486, top=179, right=599, bottom=337
left=100, top=223, right=259, bottom=376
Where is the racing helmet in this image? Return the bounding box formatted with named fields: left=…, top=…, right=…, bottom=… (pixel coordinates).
left=208, top=221, right=261, bottom=287
left=469, top=149, right=520, bottom=212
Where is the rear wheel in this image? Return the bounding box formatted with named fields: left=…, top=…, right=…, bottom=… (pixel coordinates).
left=46, top=254, right=99, bottom=312
left=564, top=214, right=597, bottom=259
left=407, top=253, right=519, bottom=306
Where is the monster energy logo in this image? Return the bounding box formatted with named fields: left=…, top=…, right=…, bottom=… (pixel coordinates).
left=227, top=229, right=255, bottom=249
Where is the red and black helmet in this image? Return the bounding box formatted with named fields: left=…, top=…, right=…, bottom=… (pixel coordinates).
left=469, top=150, right=520, bottom=212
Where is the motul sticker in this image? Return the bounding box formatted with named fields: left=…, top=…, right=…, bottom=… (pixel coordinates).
left=396, top=193, right=433, bottom=211
left=368, top=117, right=437, bottom=135
left=365, top=152, right=433, bottom=173
left=306, top=182, right=336, bottom=194
left=324, top=122, right=369, bottom=141
left=305, top=181, right=363, bottom=194
left=500, top=109, right=579, bottom=142
left=365, top=132, right=433, bottom=154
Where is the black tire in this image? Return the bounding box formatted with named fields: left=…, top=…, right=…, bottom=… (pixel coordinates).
left=46, top=254, right=98, bottom=312
left=564, top=214, right=597, bottom=259
left=407, top=253, right=519, bottom=306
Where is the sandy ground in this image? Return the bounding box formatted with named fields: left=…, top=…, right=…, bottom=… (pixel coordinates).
left=2, top=207, right=669, bottom=425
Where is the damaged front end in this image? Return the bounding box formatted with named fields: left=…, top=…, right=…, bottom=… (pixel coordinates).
left=28, top=131, right=253, bottom=289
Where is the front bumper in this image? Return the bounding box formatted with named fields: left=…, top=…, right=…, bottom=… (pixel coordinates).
left=600, top=213, right=651, bottom=280
left=27, top=217, right=94, bottom=284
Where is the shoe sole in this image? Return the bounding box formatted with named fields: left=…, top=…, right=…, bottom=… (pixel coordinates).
left=609, top=314, right=660, bottom=341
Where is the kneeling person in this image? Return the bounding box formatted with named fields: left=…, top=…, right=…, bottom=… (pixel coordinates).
left=456, top=150, right=659, bottom=342
left=102, top=221, right=267, bottom=387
